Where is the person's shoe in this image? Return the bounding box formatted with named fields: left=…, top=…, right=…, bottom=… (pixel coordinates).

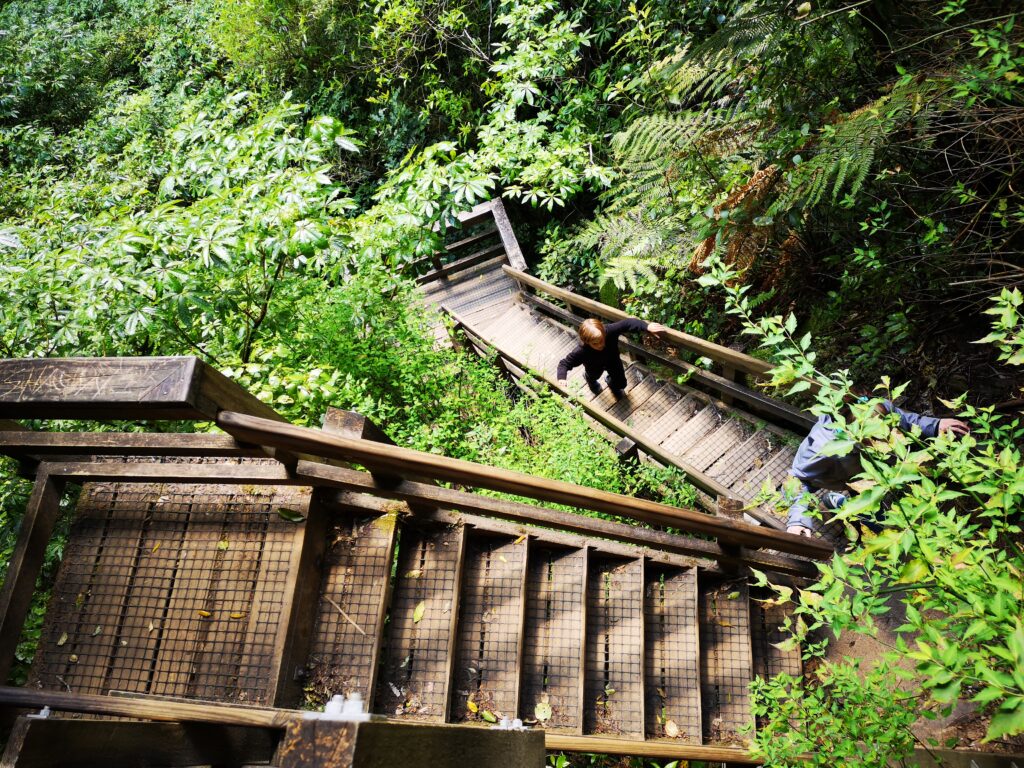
left=823, top=491, right=847, bottom=509
left=587, top=381, right=602, bottom=395
left=610, top=388, right=625, bottom=399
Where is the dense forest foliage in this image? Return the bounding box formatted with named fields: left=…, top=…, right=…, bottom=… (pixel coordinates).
left=1, top=0, right=1023, bottom=764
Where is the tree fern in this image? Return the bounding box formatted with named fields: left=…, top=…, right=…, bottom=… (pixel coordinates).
left=770, top=80, right=940, bottom=214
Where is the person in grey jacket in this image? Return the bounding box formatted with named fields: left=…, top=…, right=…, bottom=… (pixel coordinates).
left=786, top=401, right=969, bottom=536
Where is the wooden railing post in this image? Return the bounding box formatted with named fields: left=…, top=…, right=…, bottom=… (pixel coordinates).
left=0, top=466, right=65, bottom=684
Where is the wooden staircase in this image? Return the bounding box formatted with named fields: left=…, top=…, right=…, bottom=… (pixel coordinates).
left=415, top=200, right=823, bottom=533
left=300, top=502, right=802, bottom=747
left=0, top=322, right=826, bottom=762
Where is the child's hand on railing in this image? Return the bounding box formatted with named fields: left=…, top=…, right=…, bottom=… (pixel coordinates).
left=647, top=322, right=668, bottom=337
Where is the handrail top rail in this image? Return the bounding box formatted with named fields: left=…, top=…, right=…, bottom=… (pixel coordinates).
left=502, top=266, right=773, bottom=379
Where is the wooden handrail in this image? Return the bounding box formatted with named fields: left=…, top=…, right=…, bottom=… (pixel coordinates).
left=448, top=311, right=787, bottom=531
left=516, top=290, right=816, bottom=432
left=502, top=266, right=774, bottom=379
left=0, top=685, right=300, bottom=728
left=214, top=410, right=833, bottom=559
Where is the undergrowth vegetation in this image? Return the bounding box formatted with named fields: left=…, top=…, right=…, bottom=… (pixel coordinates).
left=0, top=0, right=1022, bottom=763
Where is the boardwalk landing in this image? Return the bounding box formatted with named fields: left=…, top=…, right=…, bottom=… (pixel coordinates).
left=418, top=200, right=819, bottom=531
left=0, top=357, right=830, bottom=763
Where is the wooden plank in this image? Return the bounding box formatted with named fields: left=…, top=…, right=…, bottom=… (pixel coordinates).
left=641, top=394, right=703, bottom=447
left=30, top=483, right=119, bottom=693
left=0, top=467, right=63, bottom=684
left=101, top=486, right=179, bottom=696
left=707, top=432, right=775, bottom=489
left=306, top=510, right=398, bottom=705
left=0, top=432, right=261, bottom=459
left=0, top=358, right=202, bottom=421
left=35, top=484, right=145, bottom=696
left=730, top=446, right=795, bottom=502
left=374, top=522, right=465, bottom=721
left=230, top=488, right=311, bottom=706
left=490, top=199, right=527, bottom=271
left=194, top=362, right=289, bottom=424
left=577, top=547, right=588, bottom=736
left=519, top=543, right=587, bottom=733
left=270, top=490, right=330, bottom=707
left=277, top=719, right=357, bottom=768
left=584, top=556, right=644, bottom=738
left=699, top=580, right=754, bottom=745
left=680, top=419, right=750, bottom=473
left=3, top=718, right=279, bottom=768
left=644, top=566, right=701, bottom=743
left=660, top=406, right=724, bottom=458
left=0, top=685, right=302, bottom=727
left=512, top=536, right=529, bottom=721
left=624, top=384, right=682, bottom=434
left=449, top=531, right=526, bottom=724
left=502, top=268, right=775, bottom=379
left=215, top=412, right=832, bottom=558
left=45, top=460, right=296, bottom=484
left=0, top=420, right=27, bottom=431
left=544, top=734, right=758, bottom=763
left=607, top=374, right=659, bottom=423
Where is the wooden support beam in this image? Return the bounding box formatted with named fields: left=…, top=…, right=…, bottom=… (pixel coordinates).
left=323, top=408, right=437, bottom=515
left=34, top=456, right=818, bottom=574
left=214, top=411, right=832, bottom=558
left=489, top=199, right=528, bottom=271
left=1, top=717, right=280, bottom=768
left=0, top=686, right=300, bottom=727
left=0, top=357, right=289, bottom=426
left=544, top=734, right=758, bottom=764
left=0, top=467, right=64, bottom=684
left=449, top=315, right=787, bottom=532
left=43, top=460, right=297, bottom=485
left=322, top=409, right=403, bottom=486
left=270, top=492, right=330, bottom=707
left=0, top=420, right=27, bottom=432
left=0, top=431, right=263, bottom=460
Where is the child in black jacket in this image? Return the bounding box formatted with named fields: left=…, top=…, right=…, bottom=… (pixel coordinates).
left=556, top=318, right=667, bottom=398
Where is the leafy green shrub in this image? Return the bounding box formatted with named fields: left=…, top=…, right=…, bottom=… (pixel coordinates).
left=701, top=253, right=1024, bottom=763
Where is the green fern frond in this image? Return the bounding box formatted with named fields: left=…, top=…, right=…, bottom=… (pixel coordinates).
left=770, top=80, right=940, bottom=213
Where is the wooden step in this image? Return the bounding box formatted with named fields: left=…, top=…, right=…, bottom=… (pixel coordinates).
left=519, top=543, right=587, bottom=733
left=706, top=431, right=775, bottom=489
left=641, top=393, right=703, bottom=446
left=729, top=446, right=795, bottom=502
left=644, top=565, right=701, bottom=744
left=374, top=522, right=466, bottom=721
left=307, top=511, right=398, bottom=703
left=449, top=530, right=528, bottom=724
left=622, top=383, right=682, bottom=435
left=584, top=555, right=645, bottom=738
left=699, top=579, right=754, bottom=745
left=660, top=405, right=725, bottom=459
left=416, top=243, right=506, bottom=286
left=679, top=418, right=751, bottom=474
left=607, top=373, right=660, bottom=423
